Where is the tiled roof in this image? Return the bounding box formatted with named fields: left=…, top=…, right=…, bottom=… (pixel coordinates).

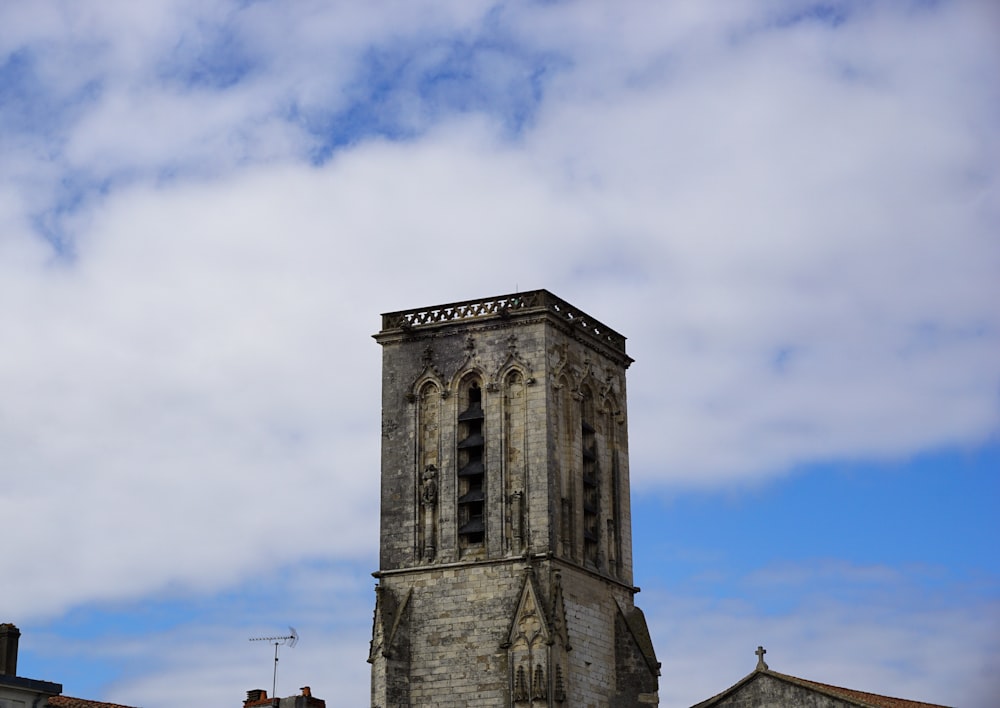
left=773, top=672, right=952, bottom=708
left=691, top=668, right=953, bottom=708
left=48, top=696, right=139, bottom=708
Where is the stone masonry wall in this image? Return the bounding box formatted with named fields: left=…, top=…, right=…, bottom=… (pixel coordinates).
left=377, top=316, right=554, bottom=570
left=373, top=558, right=657, bottom=708
left=374, top=561, right=524, bottom=707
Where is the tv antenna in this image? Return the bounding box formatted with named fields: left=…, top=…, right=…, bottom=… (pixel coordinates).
left=249, top=627, right=298, bottom=699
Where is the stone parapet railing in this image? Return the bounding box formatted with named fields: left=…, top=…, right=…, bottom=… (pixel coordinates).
left=380, top=289, right=627, bottom=353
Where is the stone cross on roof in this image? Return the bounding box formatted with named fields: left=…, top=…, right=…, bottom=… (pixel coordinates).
left=755, top=646, right=768, bottom=671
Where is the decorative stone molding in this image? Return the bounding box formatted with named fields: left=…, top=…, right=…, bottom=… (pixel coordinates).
left=380, top=290, right=627, bottom=356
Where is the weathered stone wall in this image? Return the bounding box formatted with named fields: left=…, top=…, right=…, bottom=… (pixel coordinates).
left=559, top=566, right=627, bottom=706
left=376, top=294, right=635, bottom=574
left=540, top=322, right=634, bottom=586
left=374, top=562, right=524, bottom=707
left=371, top=558, right=657, bottom=708
left=377, top=316, right=555, bottom=570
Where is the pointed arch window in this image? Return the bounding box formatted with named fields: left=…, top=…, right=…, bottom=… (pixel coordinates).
left=457, top=379, right=486, bottom=546
left=581, top=388, right=599, bottom=568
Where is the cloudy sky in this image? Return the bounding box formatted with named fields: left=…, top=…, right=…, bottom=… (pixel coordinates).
left=2, top=1, right=998, bottom=706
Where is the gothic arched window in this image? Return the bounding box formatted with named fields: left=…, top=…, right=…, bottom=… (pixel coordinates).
left=581, top=386, right=599, bottom=568
left=457, top=378, right=486, bottom=547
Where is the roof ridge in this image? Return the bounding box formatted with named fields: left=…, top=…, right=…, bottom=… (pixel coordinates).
left=768, top=670, right=953, bottom=708
left=48, top=695, right=140, bottom=708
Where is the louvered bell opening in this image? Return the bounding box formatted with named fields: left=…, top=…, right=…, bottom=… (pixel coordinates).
left=583, top=528, right=598, bottom=542
left=457, top=401, right=485, bottom=422
left=582, top=471, right=597, bottom=486
left=458, top=488, right=485, bottom=503
left=458, top=517, right=485, bottom=535
left=582, top=446, right=597, bottom=461
left=458, top=460, right=485, bottom=477
left=583, top=500, right=598, bottom=514
left=457, top=433, right=484, bottom=449
left=582, top=420, right=595, bottom=434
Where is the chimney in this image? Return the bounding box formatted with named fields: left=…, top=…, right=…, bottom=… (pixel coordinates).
left=0, top=623, right=20, bottom=676
left=294, top=685, right=324, bottom=708
left=245, top=689, right=267, bottom=706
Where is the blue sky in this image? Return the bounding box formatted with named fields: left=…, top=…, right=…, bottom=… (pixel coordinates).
left=2, top=1, right=998, bottom=706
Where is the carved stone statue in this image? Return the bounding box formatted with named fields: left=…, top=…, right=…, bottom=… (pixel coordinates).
left=421, top=465, right=438, bottom=561
left=421, top=465, right=438, bottom=507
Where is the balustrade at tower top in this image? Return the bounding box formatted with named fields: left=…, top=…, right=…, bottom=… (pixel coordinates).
left=378, top=289, right=629, bottom=359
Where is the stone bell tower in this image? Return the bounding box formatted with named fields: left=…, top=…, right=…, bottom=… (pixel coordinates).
left=369, top=290, right=659, bottom=708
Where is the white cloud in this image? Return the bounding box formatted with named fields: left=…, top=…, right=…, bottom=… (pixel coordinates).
left=0, top=0, right=996, bottom=667
left=645, top=562, right=1000, bottom=708
left=26, top=561, right=375, bottom=707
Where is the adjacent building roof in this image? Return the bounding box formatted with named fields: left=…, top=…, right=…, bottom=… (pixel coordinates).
left=49, top=696, right=139, bottom=708
left=764, top=671, right=952, bottom=708
left=691, top=648, right=952, bottom=708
